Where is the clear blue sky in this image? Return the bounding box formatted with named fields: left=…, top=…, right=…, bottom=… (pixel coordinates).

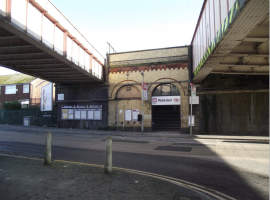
left=1, top=0, right=204, bottom=74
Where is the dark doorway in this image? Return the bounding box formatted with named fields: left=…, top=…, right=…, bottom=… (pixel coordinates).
left=152, top=105, right=180, bottom=131
left=152, top=84, right=181, bottom=131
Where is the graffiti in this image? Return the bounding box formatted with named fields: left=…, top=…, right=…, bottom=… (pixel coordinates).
left=194, top=0, right=247, bottom=76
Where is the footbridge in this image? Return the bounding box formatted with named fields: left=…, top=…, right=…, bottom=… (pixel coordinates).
left=191, top=0, right=269, bottom=82
left=0, top=0, right=104, bottom=83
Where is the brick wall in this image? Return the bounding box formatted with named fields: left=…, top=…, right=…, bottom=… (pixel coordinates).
left=109, top=46, right=189, bottom=67
left=107, top=46, right=191, bottom=132
left=0, top=85, right=30, bottom=109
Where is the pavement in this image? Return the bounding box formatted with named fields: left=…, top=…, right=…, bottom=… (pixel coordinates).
left=0, top=124, right=269, bottom=200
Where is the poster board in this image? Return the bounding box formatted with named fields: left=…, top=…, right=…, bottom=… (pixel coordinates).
left=88, top=109, right=94, bottom=120
left=125, top=109, right=132, bottom=121
left=61, top=105, right=102, bottom=120
left=132, top=109, right=139, bottom=121
left=41, top=83, right=53, bottom=111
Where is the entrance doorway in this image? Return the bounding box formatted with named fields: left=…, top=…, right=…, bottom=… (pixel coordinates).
left=152, top=105, right=180, bottom=131
left=152, top=84, right=181, bottom=131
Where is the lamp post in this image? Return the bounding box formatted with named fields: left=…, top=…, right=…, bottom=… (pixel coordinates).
left=140, top=70, right=144, bottom=134
left=190, top=83, right=193, bottom=135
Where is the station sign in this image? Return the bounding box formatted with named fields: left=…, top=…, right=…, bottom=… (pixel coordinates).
left=152, top=96, right=181, bottom=105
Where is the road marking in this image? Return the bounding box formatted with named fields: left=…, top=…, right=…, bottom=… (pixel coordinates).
left=0, top=154, right=236, bottom=200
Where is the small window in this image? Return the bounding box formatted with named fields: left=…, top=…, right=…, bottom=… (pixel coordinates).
left=5, top=85, right=16, bottom=94
left=23, top=84, right=29, bottom=93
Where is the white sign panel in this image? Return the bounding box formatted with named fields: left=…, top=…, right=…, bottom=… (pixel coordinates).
left=41, top=83, right=53, bottom=111
left=189, top=96, right=199, bottom=104
left=152, top=96, right=181, bottom=105
left=142, top=83, right=148, bottom=100
left=58, top=94, right=64, bottom=100
left=188, top=115, right=195, bottom=126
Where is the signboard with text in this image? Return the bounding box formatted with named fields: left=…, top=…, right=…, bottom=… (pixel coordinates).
left=152, top=96, right=181, bottom=105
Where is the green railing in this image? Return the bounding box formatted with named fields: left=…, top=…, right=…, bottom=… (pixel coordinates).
left=0, top=110, right=57, bottom=127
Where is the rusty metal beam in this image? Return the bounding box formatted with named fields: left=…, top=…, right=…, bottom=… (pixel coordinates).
left=21, top=68, right=75, bottom=72
left=12, top=63, right=65, bottom=67
left=0, top=52, right=47, bottom=57
left=0, top=45, right=33, bottom=49
left=211, top=71, right=269, bottom=75
left=0, top=36, right=19, bottom=40
left=0, top=58, right=58, bottom=62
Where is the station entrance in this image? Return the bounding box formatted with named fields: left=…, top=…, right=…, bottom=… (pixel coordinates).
left=152, top=84, right=181, bottom=131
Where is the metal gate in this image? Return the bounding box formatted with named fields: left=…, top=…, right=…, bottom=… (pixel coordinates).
left=0, top=110, right=57, bottom=127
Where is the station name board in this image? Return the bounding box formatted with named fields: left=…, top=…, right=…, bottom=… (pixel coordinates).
left=152, top=96, right=181, bottom=105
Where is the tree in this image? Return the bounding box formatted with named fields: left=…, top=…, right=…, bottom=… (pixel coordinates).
left=3, top=101, right=21, bottom=110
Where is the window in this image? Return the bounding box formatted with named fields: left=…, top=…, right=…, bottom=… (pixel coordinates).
left=23, top=84, right=29, bottom=93
left=5, top=85, right=16, bottom=94
left=152, top=84, right=180, bottom=96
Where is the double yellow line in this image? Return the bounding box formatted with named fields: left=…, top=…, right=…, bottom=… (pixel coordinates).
left=1, top=154, right=236, bottom=200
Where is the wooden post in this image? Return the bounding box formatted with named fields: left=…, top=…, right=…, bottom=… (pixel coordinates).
left=104, top=136, right=112, bottom=174
left=44, top=131, right=52, bottom=165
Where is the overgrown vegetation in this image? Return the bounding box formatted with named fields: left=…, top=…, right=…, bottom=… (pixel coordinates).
left=3, top=101, right=21, bottom=110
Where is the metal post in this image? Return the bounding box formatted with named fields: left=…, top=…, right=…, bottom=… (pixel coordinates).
left=141, top=74, right=144, bottom=134
left=116, top=104, right=118, bottom=131
left=44, top=131, right=52, bottom=165
left=190, top=85, right=193, bottom=136
left=104, top=136, right=112, bottom=174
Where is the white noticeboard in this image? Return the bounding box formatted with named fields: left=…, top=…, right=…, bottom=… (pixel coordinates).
left=125, top=109, right=132, bottom=121
left=41, top=83, right=53, bottom=111
left=133, top=109, right=139, bottom=121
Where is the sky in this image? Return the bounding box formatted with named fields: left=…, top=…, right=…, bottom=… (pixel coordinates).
left=0, top=0, right=204, bottom=75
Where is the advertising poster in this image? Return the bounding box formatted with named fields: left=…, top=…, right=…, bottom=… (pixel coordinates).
left=41, top=83, right=53, bottom=111
left=62, top=109, right=68, bottom=119
left=132, top=109, right=139, bottom=121
left=125, top=109, right=132, bottom=121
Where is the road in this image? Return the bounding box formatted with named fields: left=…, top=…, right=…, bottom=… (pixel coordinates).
left=0, top=126, right=269, bottom=200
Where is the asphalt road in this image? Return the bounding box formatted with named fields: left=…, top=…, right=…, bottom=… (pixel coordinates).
left=0, top=127, right=268, bottom=200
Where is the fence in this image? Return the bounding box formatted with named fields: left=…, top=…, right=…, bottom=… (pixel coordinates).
left=0, top=110, right=57, bottom=127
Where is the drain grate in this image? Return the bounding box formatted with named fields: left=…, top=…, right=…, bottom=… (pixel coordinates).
left=154, top=146, right=192, bottom=152
left=172, top=143, right=213, bottom=146
left=100, top=139, right=149, bottom=144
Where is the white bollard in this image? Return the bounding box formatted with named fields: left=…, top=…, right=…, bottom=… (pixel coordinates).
left=44, top=131, right=52, bottom=165
left=104, top=136, right=112, bottom=174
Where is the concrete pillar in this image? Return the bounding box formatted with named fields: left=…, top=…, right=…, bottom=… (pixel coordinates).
left=44, top=131, right=52, bottom=165
left=104, top=136, right=112, bottom=174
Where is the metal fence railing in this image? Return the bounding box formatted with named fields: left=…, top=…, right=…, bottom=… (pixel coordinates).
left=0, top=110, right=57, bottom=127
